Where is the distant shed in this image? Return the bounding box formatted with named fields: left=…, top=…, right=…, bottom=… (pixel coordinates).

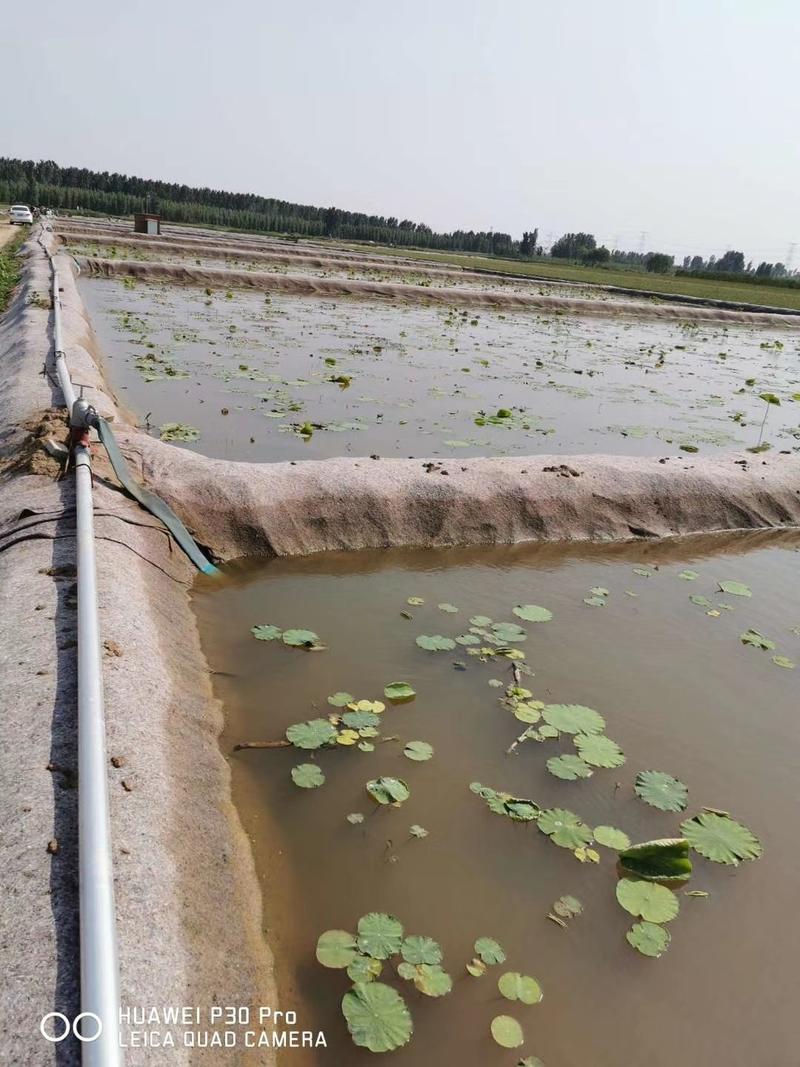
left=134, top=212, right=161, bottom=236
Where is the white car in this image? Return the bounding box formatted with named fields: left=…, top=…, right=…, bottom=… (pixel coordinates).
left=9, top=204, right=33, bottom=225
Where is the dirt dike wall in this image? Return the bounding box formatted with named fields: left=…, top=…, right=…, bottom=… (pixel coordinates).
left=0, top=231, right=276, bottom=1066
left=76, top=255, right=800, bottom=326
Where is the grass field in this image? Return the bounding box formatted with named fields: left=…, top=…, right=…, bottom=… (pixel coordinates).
left=0, top=222, right=25, bottom=313
left=341, top=243, right=800, bottom=312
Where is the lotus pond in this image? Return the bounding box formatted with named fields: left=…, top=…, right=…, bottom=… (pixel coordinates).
left=192, top=531, right=799, bottom=1066
left=80, top=274, right=800, bottom=462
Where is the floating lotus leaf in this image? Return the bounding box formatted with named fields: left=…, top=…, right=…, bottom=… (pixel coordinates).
left=583, top=596, right=606, bottom=607
left=690, top=594, right=713, bottom=607
left=513, top=703, right=543, bottom=724
left=342, top=709, right=381, bottom=730
left=456, top=633, right=481, bottom=645
left=498, top=972, right=543, bottom=1005
left=593, top=826, right=631, bottom=851
left=539, top=724, right=560, bottom=739
left=328, top=691, right=355, bottom=706
left=251, top=624, right=282, bottom=641
left=348, top=699, right=385, bottom=714
left=291, top=763, right=325, bottom=788
left=633, top=566, right=654, bottom=577
left=407, top=596, right=425, bottom=605
left=590, top=587, right=610, bottom=596
left=717, top=580, right=751, bottom=597
left=773, top=655, right=795, bottom=669
left=336, top=729, right=360, bottom=746
left=490, top=1015, right=524, bottom=1049
left=357, top=913, right=404, bottom=959
left=506, top=800, right=539, bottom=821
left=438, top=603, right=459, bottom=613
left=740, top=629, right=775, bottom=650
left=574, top=846, right=600, bottom=863
left=413, top=964, right=452, bottom=997
left=316, top=929, right=357, bottom=968
left=346, top=813, right=364, bottom=825
left=491, top=622, right=527, bottom=643
left=518, top=1058, right=546, bottom=1067
left=282, top=628, right=322, bottom=648
left=618, top=838, right=692, bottom=882
left=616, top=878, right=679, bottom=923
left=466, top=957, right=486, bottom=977
left=474, top=936, right=506, bottom=965
left=680, top=812, right=762, bottom=864
left=546, top=754, right=593, bottom=781
left=400, top=936, right=442, bottom=965
left=409, top=824, right=428, bottom=838
left=358, top=741, right=375, bottom=752
left=627, top=921, right=671, bottom=958
left=537, top=809, right=593, bottom=849
left=403, top=741, right=433, bottom=762
left=366, top=776, right=410, bottom=806
left=678, top=570, right=699, bottom=581
left=396, top=962, right=417, bottom=980
left=469, top=614, right=493, bottom=626
left=285, top=718, right=337, bottom=750
left=415, top=634, right=457, bottom=651
left=542, top=704, right=605, bottom=735
left=553, top=895, right=583, bottom=918
left=347, top=955, right=382, bottom=983
left=341, top=982, right=412, bottom=1053
left=384, top=682, right=416, bottom=701
left=159, top=422, right=199, bottom=442
left=634, top=770, right=688, bottom=812
left=512, top=604, right=553, bottom=623
left=574, top=733, right=626, bottom=768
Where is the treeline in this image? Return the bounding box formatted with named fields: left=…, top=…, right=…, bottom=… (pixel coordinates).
left=680, top=251, right=790, bottom=280
left=0, top=157, right=523, bottom=255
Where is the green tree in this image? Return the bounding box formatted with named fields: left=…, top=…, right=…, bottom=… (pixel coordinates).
left=645, top=252, right=674, bottom=274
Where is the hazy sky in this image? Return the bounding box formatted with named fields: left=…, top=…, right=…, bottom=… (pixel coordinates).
left=4, top=1, right=799, bottom=262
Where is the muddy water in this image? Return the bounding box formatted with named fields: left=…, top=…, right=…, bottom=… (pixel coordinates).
left=81, top=276, right=800, bottom=463
left=193, top=533, right=799, bottom=1067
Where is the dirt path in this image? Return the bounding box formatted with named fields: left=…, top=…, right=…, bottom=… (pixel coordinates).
left=0, top=218, right=20, bottom=249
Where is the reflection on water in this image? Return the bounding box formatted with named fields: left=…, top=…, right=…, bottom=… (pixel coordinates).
left=193, top=533, right=799, bottom=1066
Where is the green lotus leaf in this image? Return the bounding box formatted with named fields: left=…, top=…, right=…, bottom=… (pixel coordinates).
left=438, top=603, right=459, bottom=613
left=342, top=709, right=381, bottom=729
left=291, top=763, right=325, bottom=789
left=590, top=586, right=610, bottom=596
left=634, top=770, right=688, bottom=812
left=506, top=800, right=540, bottom=821
left=341, top=982, right=412, bottom=1053
left=678, top=570, right=699, bottom=581
left=407, top=596, right=425, bottom=605
left=366, top=776, right=410, bottom=806
left=383, top=681, right=416, bottom=701
left=618, top=838, right=692, bottom=882
left=537, top=808, right=593, bottom=849
left=285, top=718, right=337, bottom=750
left=546, top=754, right=593, bottom=781
left=717, top=580, right=751, bottom=597
left=456, top=633, right=481, bottom=645
left=583, top=596, right=606, bottom=607
left=400, top=935, right=442, bottom=966
left=316, top=929, right=357, bottom=968
left=490, top=1015, right=524, bottom=1049
left=627, top=921, right=671, bottom=958
left=574, top=733, right=626, bottom=768
left=415, top=634, right=457, bottom=651
left=773, top=655, right=795, bottom=669
left=474, top=936, right=506, bottom=965
left=282, top=628, right=322, bottom=648
left=159, top=422, right=199, bottom=442
left=740, top=629, right=775, bottom=650
left=616, top=878, right=679, bottom=923
left=513, top=703, right=542, bottom=724
left=680, top=812, right=762, bottom=864
left=409, top=824, right=428, bottom=838
left=327, top=691, right=355, bottom=706
left=542, top=704, right=605, bottom=735
left=512, top=604, right=553, bottom=623
left=413, top=964, right=453, bottom=997
left=346, top=955, right=382, bottom=982
left=498, top=971, right=543, bottom=1005
left=491, top=622, right=527, bottom=643
left=466, top=957, right=486, bottom=977
left=633, top=566, right=654, bottom=577
left=689, top=594, right=713, bottom=607
left=250, top=624, right=282, bottom=641
left=356, top=913, right=404, bottom=959
left=593, top=826, right=631, bottom=851
left=346, top=812, right=364, bottom=825
left=470, top=615, right=493, bottom=626
left=403, top=741, right=434, bottom=762
left=552, top=895, right=583, bottom=918
left=518, top=1058, right=546, bottom=1067
left=396, top=962, right=417, bottom=980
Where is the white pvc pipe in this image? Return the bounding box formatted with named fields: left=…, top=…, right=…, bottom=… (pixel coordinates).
left=43, top=228, right=123, bottom=1063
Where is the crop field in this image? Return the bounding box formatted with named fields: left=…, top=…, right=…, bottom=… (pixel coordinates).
left=62, top=219, right=800, bottom=1064
left=78, top=266, right=800, bottom=463
left=194, top=532, right=799, bottom=1065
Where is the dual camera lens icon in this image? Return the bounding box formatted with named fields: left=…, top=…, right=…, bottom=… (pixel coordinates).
left=40, top=1012, right=103, bottom=1043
